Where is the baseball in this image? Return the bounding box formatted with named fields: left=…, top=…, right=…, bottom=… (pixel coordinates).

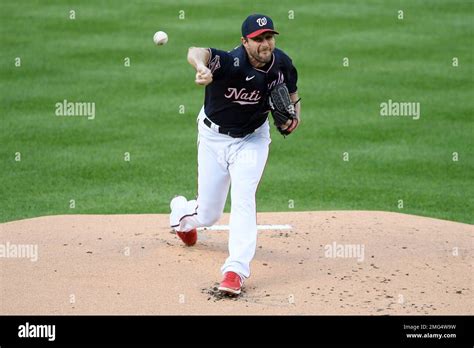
left=153, top=31, right=168, bottom=45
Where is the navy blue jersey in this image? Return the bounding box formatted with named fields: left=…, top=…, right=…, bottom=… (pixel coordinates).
left=204, top=45, right=298, bottom=132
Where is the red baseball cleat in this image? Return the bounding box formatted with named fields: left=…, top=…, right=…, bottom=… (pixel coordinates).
left=218, top=271, right=243, bottom=295
left=176, top=229, right=197, bottom=246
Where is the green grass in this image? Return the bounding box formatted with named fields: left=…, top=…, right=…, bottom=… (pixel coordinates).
left=1, top=0, right=473, bottom=223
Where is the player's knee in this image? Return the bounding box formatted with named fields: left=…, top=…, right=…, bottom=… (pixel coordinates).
left=198, top=210, right=222, bottom=227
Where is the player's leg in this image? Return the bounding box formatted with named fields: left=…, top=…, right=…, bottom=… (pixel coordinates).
left=172, top=116, right=231, bottom=232
left=221, top=121, right=271, bottom=279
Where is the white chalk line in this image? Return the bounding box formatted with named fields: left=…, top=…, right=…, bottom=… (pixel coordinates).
left=198, top=224, right=292, bottom=231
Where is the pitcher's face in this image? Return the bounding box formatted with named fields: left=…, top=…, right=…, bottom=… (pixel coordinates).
left=242, top=33, right=275, bottom=64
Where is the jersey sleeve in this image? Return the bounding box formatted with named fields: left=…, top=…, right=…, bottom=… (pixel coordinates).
left=207, top=48, right=232, bottom=80
left=285, top=58, right=298, bottom=94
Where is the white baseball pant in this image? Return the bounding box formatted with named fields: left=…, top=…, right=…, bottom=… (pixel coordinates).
left=172, top=106, right=271, bottom=279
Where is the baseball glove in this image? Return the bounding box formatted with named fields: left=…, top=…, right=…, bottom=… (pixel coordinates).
left=268, top=83, right=299, bottom=136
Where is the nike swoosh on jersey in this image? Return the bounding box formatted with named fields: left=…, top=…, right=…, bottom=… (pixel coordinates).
left=245, top=76, right=255, bottom=81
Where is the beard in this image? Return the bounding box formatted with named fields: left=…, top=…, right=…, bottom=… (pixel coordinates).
left=251, top=49, right=272, bottom=64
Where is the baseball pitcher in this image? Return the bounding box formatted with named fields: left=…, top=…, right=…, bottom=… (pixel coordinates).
left=170, top=14, right=301, bottom=295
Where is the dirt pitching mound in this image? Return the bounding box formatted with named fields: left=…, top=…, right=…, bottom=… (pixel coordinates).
left=0, top=211, right=472, bottom=315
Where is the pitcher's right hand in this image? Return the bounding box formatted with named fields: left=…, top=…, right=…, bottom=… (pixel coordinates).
left=195, top=65, right=213, bottom=86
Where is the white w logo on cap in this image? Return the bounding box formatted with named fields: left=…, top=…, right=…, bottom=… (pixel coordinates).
left=256, top=17, right=267, bottom=26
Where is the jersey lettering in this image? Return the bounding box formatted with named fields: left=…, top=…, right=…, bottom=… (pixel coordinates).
left=267, top=71, right=285, bottom=90
left=224, top=88, right=262, bottom=105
